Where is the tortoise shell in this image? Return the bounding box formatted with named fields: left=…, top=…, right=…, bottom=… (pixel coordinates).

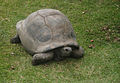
left=16, top=9, right=78, bottom=54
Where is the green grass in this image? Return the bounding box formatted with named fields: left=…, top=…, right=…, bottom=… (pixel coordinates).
left=0, top=0, right=120, bottom=83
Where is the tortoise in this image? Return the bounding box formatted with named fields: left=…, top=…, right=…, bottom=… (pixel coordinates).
left=10, top=9, right=84, bottom=65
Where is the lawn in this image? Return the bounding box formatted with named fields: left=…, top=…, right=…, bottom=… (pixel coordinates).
left=0, top=0, right=120, bottom=83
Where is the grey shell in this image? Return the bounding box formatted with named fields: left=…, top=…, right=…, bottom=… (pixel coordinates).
left=16, top=9, right=78, bottom=54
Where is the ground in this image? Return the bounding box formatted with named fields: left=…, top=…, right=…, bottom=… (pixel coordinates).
left=0, top=0, right=120, bottom=83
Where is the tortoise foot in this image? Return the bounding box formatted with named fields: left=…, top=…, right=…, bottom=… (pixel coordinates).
left=32, top=52, right=53, bottom=66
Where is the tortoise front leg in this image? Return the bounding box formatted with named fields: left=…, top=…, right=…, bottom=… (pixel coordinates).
left=32, top=52, right=54, bottom=65
left=10, top=34, right=21, bottom=44
left=71, top=46, right=84, bottom=58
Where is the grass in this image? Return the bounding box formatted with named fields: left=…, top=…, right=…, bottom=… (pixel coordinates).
left=0, top=0, right=120, bottom=83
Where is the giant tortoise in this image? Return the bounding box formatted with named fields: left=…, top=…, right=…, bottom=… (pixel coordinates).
left=10, top=9, right=84, bottom=65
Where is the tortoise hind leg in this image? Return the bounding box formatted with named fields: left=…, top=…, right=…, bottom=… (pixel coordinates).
left=32, top=52, right=54, bottom=65
left=10, top=34, right=21, bottom=44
